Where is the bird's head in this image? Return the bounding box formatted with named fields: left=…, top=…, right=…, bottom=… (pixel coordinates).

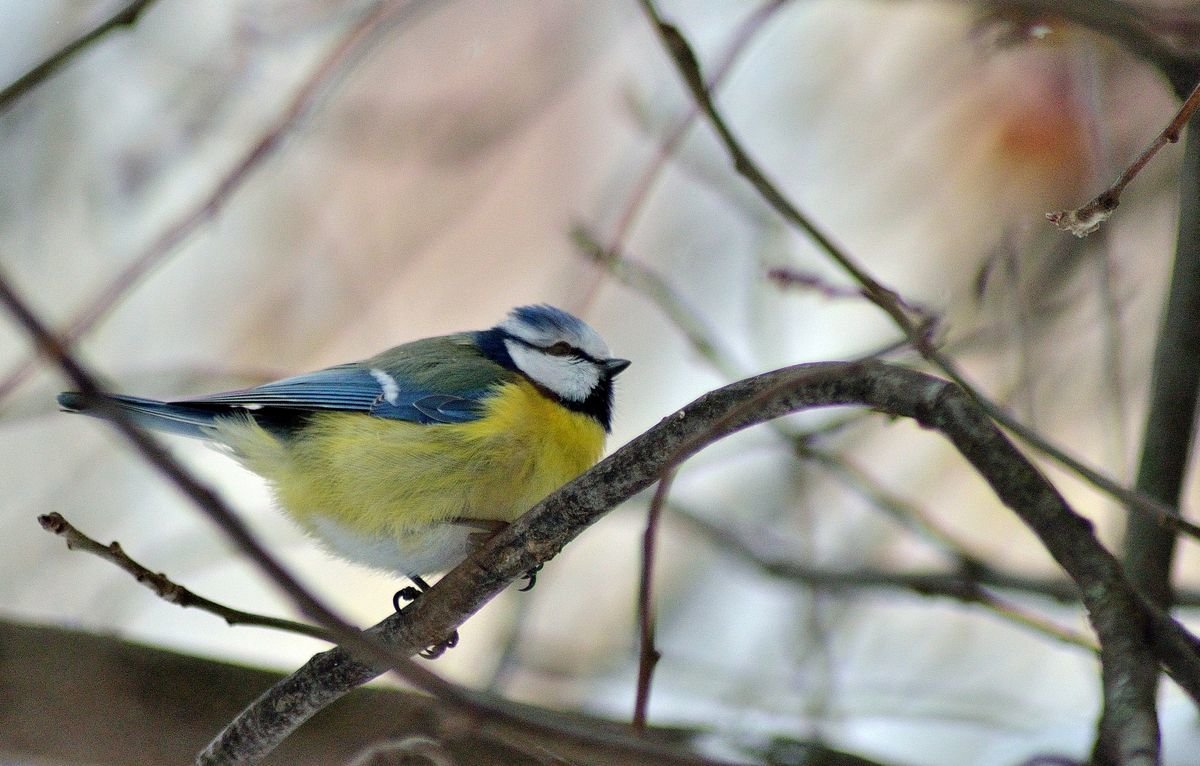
left=476, top=305, right=630, bottom=431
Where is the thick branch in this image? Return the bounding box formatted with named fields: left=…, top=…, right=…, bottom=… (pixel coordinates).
left=203, top=361, right=1200, bottom=765
left=1123, top=116, right=1200, bottom=609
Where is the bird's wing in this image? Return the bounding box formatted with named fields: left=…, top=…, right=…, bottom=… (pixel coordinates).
left=182, top=364, right=489, bottom=425
left=58, top=336, right=510, bottom=437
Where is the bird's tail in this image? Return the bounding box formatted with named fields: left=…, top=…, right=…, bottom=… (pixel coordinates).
left=57, top=392, right=225, bottom=439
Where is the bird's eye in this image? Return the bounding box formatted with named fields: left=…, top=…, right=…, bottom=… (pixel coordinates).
left=545, top=341, right=574, bottom=356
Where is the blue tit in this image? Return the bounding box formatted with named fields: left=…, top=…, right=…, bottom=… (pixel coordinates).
left=58, top=305, right=630, bottom=580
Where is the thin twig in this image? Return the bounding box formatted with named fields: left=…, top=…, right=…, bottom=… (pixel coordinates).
left=637, top=1, right=937, bottom=353
left=634, top=471, right=673, bottom=733
left=955, top=355, right=1200, bottom=539
left=0, top=0, right=398, bottom=405
left=1048, top=78, right=1200, bottom=237
left=673, top=505, right=1100, bottom=651
left=0, top=0, right=161, bottom=114
left=37, top=512, right=334, bottom=642
left=768, top=267, right=871, bottom=301
left=599, top=0, right=790, bottom=262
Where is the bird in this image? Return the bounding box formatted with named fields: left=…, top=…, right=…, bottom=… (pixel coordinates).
left=58, top=304, right=630, bottom=587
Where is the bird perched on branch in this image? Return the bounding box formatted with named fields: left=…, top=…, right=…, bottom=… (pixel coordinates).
left=59, top=304, right=629, bottom=593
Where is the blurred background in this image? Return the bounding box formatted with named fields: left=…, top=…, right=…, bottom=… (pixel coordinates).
left=2, top=1, right=1199, bottom=764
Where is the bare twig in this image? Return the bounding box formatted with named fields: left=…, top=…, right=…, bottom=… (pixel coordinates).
left=37, top=511, right=334, bottom=642
left=637, top=1, right=937, bottom=353
left=972, top=388, right=1200, bottom=539
left=0, top=0, right=401, bottom=405
left=598, top=0, right=790, bottom=263
left=1048, top=78, right=1200, bottom=237
left=0, top=0, right=161, bottom=114
left=634, top=472, right=673, bottom=732
left=673, top=505, right=1099, bottom=651
left=768, top=267, right=871, bottom=301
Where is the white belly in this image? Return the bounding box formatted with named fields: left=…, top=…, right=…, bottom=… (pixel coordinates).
left=308, top=517, right=477, bottom=577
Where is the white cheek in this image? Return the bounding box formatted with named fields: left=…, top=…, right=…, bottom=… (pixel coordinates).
left=505, top=341, right=600, bottom=402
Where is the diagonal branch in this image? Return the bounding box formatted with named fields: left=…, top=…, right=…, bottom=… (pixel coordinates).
left=0, top=0, right=408, bottom=405
left=192, top=359, right=1200, bottom=764
left=637, top=0, right=1200, bottom=550
left=637, top=1, right=935, bottom=349
left=37, top=511, right=334, bottom=642
left=0, top=0, right=162, bottom=114
left=1048, top=78, right=1200, bottom=237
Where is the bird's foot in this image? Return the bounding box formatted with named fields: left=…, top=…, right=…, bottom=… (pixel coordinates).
left=392, top=575, right=459, bottom=660
left=518, top=563, right=544, bottom=592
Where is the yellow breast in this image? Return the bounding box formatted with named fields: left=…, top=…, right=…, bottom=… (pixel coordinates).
left=217, top=378, right=607, bottom=545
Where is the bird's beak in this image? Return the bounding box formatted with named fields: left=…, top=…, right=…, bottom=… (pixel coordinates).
left=605, top=358, right=632, bottom=376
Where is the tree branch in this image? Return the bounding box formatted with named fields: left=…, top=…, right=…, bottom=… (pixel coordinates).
left=637, top=1, right=936, bottom=350
left=674, top=505, right=1100, bottom=651
left=637, top=0, right=1200, bottom=548
left=593, top=0, right=790, bottom=267
left=189, top=360, right=1200, bottom=764
left=37, top=511, right=334, bottom=642
left=0, top=0, right=409, bottom=405
left=1121, top=116, right=1200, bottom=604
left=1048, top=78, right=1200, bottom=237
left=0, top=0, right=161, bottom=114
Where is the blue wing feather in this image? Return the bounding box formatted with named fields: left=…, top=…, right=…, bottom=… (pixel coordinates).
left=184, top=365, right=487, bottom=425
left=188, top=366, right=384, bottom=411
left=58, top=364, right=490, bottom=439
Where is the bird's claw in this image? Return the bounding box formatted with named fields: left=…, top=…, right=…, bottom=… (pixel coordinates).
left=391, top=586, right=422, bottom=612
left=392, top=576, right=457, bottom=659
left=419, top=630, right=459, bottom=660
left=518, top=563, right=543, bottom=592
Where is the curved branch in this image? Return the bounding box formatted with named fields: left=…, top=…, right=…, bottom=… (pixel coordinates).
left=203, top=361, right=1200, bottom=765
